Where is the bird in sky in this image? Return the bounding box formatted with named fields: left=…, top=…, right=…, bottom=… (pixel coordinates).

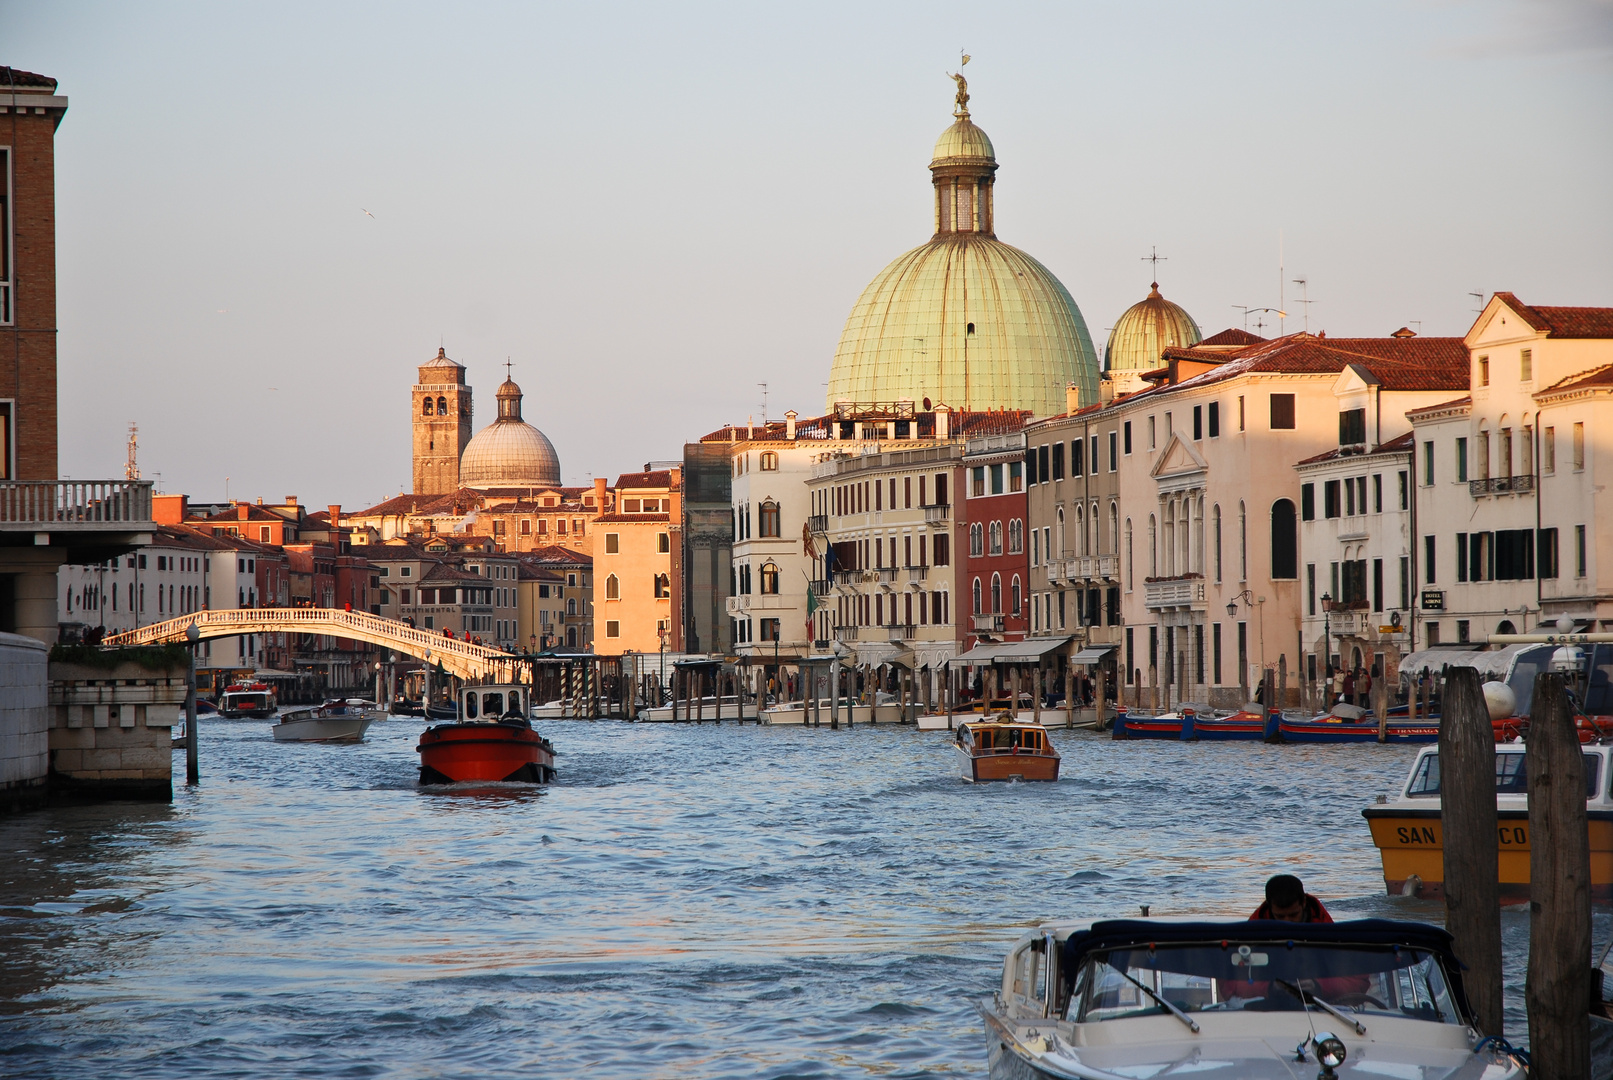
left=361, top=208, right=376, bottom=219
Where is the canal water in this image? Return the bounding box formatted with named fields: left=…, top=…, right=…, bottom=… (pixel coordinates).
left=0, top=718, right=1577, bottom=1077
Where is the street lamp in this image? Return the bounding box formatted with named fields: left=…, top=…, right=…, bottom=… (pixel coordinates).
left=1320, top=592, right=1335, bottom=679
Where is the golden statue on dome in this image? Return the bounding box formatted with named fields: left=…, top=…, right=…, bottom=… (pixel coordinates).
left=950, top=53, right=971, bottom=117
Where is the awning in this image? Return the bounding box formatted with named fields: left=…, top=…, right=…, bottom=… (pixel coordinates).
left=951, top=637, right=1072, bottom=664
left=851, top=642, right=915, bottom=669
left=1070, top=644, right=1118, bottom=665
left=951, top=643, right=1009, bottom=665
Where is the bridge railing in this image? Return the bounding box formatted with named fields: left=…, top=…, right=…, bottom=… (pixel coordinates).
left=0, top=480, right=153, bottom=526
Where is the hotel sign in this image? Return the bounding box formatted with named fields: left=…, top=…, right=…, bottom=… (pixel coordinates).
left=1420, top=590, right=1445, bottom=611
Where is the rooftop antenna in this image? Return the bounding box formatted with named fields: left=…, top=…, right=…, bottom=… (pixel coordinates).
left=1291, top=277, right=1313, bottom=333
left=1469, top=291, right=1486, bottom=313
left=1410, top=320, right=1422, bottom=335
left=758, top=382, right=768, bottom=423
left=1233, top=304, right=1253, bottom=331
left=1278, top=231, right=1285, bottom=336
left=125, top=423, right=139, bottom=480
left=1141, top=246, right=1168, bottom=287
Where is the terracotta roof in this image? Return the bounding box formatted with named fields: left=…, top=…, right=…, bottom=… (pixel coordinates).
left=1138, top=333, right=1469, bottom=399
left=200, top=503, right=287, bottom=523
left=1404, top=394, right=1472, bottom=419
left=152, top=524, right=235, bottom=552
left=519, top=565, right=566, bottom=582
left=1295, top=430, right=1416, bottom=466
left=1198, top=328, right=1265, bottom=347
left=594, top=512, right=671, bottom=524
left=1539, top=363, right=1613, bottom=394
left=615, top=470, right=676, bottom=490
left=1494, top=293, right=1613, bottom=339
left=522, top=545, right=591, bottom=566
left=0, top=67, right=57, bottom=90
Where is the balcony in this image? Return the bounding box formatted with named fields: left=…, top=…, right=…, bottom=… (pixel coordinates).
left=834, top=624, right=860, bottom=642
left=971, top=613, right=1004, bottom=633
left=924, top=504, right=951, bottom=527
left=808, top=513, right=828, bottom=533
left=905, top=565, right=927, bottom=586
left=808, top=579, right=830, bottom=598
left=1469, top=475, right=1535, bottom=497
left=1144, top=574, right=1205, bottom=610
left=887, top=623, right=918, bottom=641
left=1066, top=554, right=1120, bottom=582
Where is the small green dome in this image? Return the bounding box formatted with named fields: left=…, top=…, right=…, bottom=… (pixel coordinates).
left=1105, top=283, right=1202, bottom=375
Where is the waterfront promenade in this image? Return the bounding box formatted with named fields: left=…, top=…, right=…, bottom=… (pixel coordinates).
left=0, top=721, right=1577, bottom=1077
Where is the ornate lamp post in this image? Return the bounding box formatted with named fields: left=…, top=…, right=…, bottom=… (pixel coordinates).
left=1320, top=591, right=1335, bottom=681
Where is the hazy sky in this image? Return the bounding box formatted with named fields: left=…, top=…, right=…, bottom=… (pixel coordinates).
left=6, top=1, right=1610, bottom=510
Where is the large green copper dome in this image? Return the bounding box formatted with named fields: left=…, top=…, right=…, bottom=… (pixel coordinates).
left=825, top=94, right=1098, bottom=417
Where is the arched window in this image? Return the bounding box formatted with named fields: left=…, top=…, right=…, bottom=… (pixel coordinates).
left=437, top=396, right=448, bottom=414
left=1091, top=501, right=1101, bottom=555
left=1011, top=574, right=1021, bottom=615
left=422, top=397, right=435, bottom=416
left=1056, top=506, right=1066, bottom=557
left=604, top=573, right=619, bottom=599
left=1497, top=619, right=1516, bottom=635
left=1109, top=503, right=1119, bottom=554
left=1270, top=499, right=1297, bottom=579
left=758, top=500, right=780, bottom=538
left=970, top=523, right=984, bottom=557
left=760, top=562, right=780, bottom=594
left=1008, top=518, right=1023, bottom=554
left=972, top=576, right=983, bottom=614
left=760, top=451, right=778, bottom=471
left=989, top=520, right=1003, bottom=556
left=991, top=573, right=1002, bottom=614
left=1074, top=504, right=1085, bottom=556
left=653, top=573, right=671, bottom=599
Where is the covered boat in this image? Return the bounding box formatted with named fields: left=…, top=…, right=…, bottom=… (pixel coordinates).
left=954, top=716, right=1060, bottom=782
left=980, top=916, right=1524, bottom=1079
left=1363, top=741, right=1613, bottom=899
left=417, top=684, right=554, bottom=784
left=219, top=679, right=276, bottom=718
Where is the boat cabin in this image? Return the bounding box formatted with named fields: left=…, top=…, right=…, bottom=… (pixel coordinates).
left=459, top=684, right=527, bottom=722
left=961, top=721, right=1049, bottom=754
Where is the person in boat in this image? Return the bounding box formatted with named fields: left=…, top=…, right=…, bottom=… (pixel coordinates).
left=1252, top=873, right=1334, bottom=922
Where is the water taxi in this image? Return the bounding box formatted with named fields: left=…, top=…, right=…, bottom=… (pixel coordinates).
left=272, top=701, right=381, bottom=743
left=980, top=916, right=1523, bottom=1080
left=954, top=716, right=1060, bottom=782
left=1362, top=741, right=1613, bottom=899
left=219, top=678, right=276, bottom=718
left=417, top=684, right=555, bottom=784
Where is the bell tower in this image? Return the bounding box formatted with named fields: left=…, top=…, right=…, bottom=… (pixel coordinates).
left=412, top=348, right=473, bottom=495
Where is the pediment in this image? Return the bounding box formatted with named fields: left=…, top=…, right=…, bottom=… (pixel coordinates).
left=1150, top=433, right=1207, bottom=479
left=1466, top=296, right=1543, bottom=349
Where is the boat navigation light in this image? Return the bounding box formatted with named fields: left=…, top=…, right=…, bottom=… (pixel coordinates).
left=1312, top=1033, right=1347, bottom=1074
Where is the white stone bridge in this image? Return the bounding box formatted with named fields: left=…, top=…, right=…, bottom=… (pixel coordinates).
left=104, top=608, right=520, bottom=682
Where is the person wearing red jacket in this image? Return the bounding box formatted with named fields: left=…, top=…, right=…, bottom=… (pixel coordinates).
left=1251, top=874, right=1335, bottom=922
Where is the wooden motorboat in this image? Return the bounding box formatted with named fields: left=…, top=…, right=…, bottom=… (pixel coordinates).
left=953, top=716, right=1060, bottom=782
left=980, top=916, right=1522, bottom=1080
left=272, top=703, right=378, bottom=743
left=219, top=678, right=276, bottom=718
left=1363, top=741, right=1613, bottom=899
left=417, top=684, right=554, bottom=784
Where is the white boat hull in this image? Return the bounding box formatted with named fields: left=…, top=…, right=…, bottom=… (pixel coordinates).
left=637, top=697, right=758, bottom=722
left=272, top=715, right=376, bottom=743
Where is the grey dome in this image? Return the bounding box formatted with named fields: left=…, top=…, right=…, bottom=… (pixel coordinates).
left=458, top=379, right=561, bottom=488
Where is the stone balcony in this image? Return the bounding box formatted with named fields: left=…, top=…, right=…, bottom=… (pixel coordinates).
left=725, top=594, right=795, bottom=615
left=1469, top=475, right=1535, bottom=497
left=1144, top=574, right=1205, bottom=611
left=971, top=613, right=1004, bottom=633
left=923, top=504, right=950, bottom=527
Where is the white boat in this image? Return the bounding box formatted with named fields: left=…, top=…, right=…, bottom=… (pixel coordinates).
left=272, top=704, right=379, bottom=743
left=637, top=696, right=758, bottom=722
left=980, top=915, right=1524, bottom=1079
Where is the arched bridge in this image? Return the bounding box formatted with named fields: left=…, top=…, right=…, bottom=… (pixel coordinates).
left=104, top=608, right=519, bottom=682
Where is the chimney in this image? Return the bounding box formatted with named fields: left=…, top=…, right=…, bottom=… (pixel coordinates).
left=1100, top=378, right=1115, bottom=406
left=328, top=504, right=341, bottom=530
left=593, top=476, right=607, bottom=512
left=747, top=416, right=754, bottom=439
left=785, top=410, right=798, bottom=440
left=152, top=493, right=188, bottom=526
left=256, top=496, right=263, bottom=505
left=934, top=404, right=951, bottom=439
left=285, top=495, right=298, bottom=507
left=668, top=488, right=682, bottom=522
left=1066, top=383, right=1081, bottom=416
left=237, top=503, right=249, bottom=521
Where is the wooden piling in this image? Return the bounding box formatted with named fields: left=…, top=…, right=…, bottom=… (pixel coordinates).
left=1437, top=667, right=1502, bottom=1036
left=1095, top=665, right=1107, bottom=731
left=1526, top=671, right=1592, bottom=1076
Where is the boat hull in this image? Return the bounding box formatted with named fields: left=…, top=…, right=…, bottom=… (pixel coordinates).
left=416, top=722, right=554, bottom=784
left=1278, top=717, right=1439, bottom=742
left=272, top=716, right=374, bottom=743
left=1364, top=805, right=1613, bottom=898
left=953, top=742, right=1060, bottom=782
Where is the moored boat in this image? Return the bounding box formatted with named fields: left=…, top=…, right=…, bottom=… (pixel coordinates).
left=953, top=716, right=1060, bottom=782
left=272, top=702, right=379, bottom=743
left=1276, top=703, right=1441, bottom=743
left=417, top=684, right=554, bottom=784
left=1363, top=740, right=1613, bottom=899
left=980, top=916, right=1523, bottom=1079
left=219, top=679, right=276, bottom=718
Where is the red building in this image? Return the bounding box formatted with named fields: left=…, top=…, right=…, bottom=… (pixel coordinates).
left=959, top=431, right=1030, bottom=653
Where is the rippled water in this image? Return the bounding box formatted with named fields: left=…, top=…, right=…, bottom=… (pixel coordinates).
left=0, top=718, right=1561, bottom=1077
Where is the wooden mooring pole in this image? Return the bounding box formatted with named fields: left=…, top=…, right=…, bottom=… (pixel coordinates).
left=1526, top=672, right=1591, bottom=1076
left=1437, top=667, right=1501, bottom=1036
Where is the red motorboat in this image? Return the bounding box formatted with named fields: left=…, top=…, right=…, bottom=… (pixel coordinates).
left=417, top=684, right=555, bottom=784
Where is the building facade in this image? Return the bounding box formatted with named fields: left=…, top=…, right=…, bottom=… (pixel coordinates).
left=593, top=469, right=680, bottom=655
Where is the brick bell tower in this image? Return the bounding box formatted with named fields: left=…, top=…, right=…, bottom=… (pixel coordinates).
left=412, top=348, right=473, bottom=495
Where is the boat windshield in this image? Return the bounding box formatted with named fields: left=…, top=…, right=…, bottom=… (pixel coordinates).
left=1070, top=941, right=1460, bottom=1025
left=1406, top=750, right=1602, bottom=799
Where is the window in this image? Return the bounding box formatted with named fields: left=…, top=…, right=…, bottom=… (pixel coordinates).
left=1108, top=430, right=1117, bottom=469
left=606, top=620, right=621, bottom=638
left=969, top=523, right=983, bottom=557
left=1008, top=519, right=1023, bottom=554
left=1238, top=502, right=1247, bottom=581
left=1373, top=473, right=1383, bottom=513
left=759, top=501, right=780, bottom=538
left=1455, top=437, right=1468, bottom=483
left=1031, top=528, right=1040, bottom=567
left=1574, top=422, right=1585, bottom=470
left=1270, top=500, right=1297, bottom=579
left=422, top=397, right=434, bottom=416
left=1478, top=355, right=1489, bottom=386
left=934, top=534, right=950, bottom=566
left=1212, top=505, right=1222, bottom=583
left=1520, top=348, right=1533, bottom=381
left=605, top=533, right=619, bottom=554
left=1339, top=408, right=1365, bottom=445
left=1300, top=483, right=1315, bottom=521
left=1307, top=563, right=1317, bottom=615
left=1577, top=524, right=1588, bottom=577
left=1091, top=435, right=1099, bottom=474
left=1269, top=394, right=1295, bottom=429
left=759, top=451, right=778, bottom=471
left=1148, top=416, right=1157, bottom=450
left=654, top=573, right=671, bottom=598
left=1425, top=535, right=1437, bottom=583
left=760, top=618, right=780, bottom=642
left=1071, top=438, right=1083, bottom=477
left=991, top=573, right=1002, bottom=613
left=658, top=533, right=670, bottom=554
left=1011, top=575, right=1021, bottom=615
left=1400, top=556, right=1410, bottom=609
left=990, top=464, right=1004, bottom=494
left=1457, top=620, right=1471, bottom=644
left=760, top=562, right=779, bottom=594
left=972, top=577, right=982, bottom=613
left=1008, top=461, right=1023, bottom=492
left=1545, top=427, right=1556, bottom=473
left=971, top=467, right=986, bottom=497
left=989, top=520, right=1003, bottom=556
left=1540, top=528, right=1559, bottom=579
left=437, top=396, right=447, bottom=414
left=1123, top=421, right=1132, bottom=455
left=1238, top=395, right=1246, bottom=431
left=1373, top=558, right=1383, bottom=612
left=1426, top=622, right=1440, bottom=645
left=1051, top=442, right=1065, bottom=480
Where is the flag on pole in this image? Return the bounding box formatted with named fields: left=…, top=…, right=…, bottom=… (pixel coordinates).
left=805, top=585, right=819, bottom=644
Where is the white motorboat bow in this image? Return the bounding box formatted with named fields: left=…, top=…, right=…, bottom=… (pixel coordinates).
left=272, top=702, right=380, bottom=743
left=980, top=916, right=1525, bottom=1079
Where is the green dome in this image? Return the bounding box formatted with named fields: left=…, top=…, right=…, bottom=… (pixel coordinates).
left=1106, top=283, right=1202, bottom=375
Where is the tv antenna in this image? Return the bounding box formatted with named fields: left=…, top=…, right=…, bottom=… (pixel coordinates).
left=758, top=382, right=768, bottom=423
left=1291, top=278, right=1314, bottom=333
left=1469, top=291, right=1486, bottom=313
left=1141, top=246, right=1167, bottom=286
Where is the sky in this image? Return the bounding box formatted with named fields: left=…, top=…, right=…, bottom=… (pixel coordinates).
left=5, top=0, right=1611, bottom=511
